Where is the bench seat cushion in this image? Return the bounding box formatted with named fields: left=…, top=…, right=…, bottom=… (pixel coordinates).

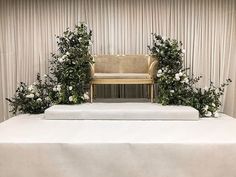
left=94, top=73, right=150, bottom=79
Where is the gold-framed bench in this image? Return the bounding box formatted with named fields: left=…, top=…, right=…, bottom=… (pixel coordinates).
left=90, top=55, right=158, bottom=102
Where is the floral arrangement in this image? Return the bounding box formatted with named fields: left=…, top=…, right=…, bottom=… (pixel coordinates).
left=6, top=23, right=92, bottom=114
left=49, top=23, right=93, bottom=104
left=148, top=34, right=231, bottom=117
left=6, top=74, right=53, bottom=114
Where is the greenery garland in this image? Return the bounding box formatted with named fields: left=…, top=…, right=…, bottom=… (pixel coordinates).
left=148, top=34, right=231, bottom=117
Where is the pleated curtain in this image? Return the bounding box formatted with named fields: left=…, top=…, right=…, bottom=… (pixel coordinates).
left=0, top=0, right=236, bottom=122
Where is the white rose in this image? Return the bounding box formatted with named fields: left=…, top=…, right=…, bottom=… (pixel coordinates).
left=175, top=73, right=180, bottom=81
left=58, top=57, right=64, bottom=63
left=62, top=55, right=67, bottom=59
left=26, top=93, right=34, bottom=98
left=157, top=73, right=163, bottom=77
left=35, top=92, right=40, bottom=97
left=36, top=98, right=42, bottom=102
left=203, top=105, right=209, bottom=111
left=44, top=74, right=47, bottom=77
left=212, top=103, right=216, bottom=107
left=83, top=92, right=90, bottom=100
left=182, top=49, right=186, bottom=53
left=45, top=96, right=50, bottom=101
left=170, top=90, right=175, bottom=93
left=179, top=72, right=183, bottom=76
left=66, top=52, right=70, bottom=56
left=57, top=85, right=61, bottom=91
left=157, top=69, right=162, bottom=74
left=53, top=87, right=57, bottom=92
left=28, top=85, right=34, bottom=91
left=69, top=86, right=73, bottom=90
left=19, top=86, right=23, bottom=91
left=205, top=111, right=212, bottom=117
left=184, top=77, right=189, bottom=83
left=69, top=96, right=73, bottom=102
left=214, top=112, right=219, bottom=118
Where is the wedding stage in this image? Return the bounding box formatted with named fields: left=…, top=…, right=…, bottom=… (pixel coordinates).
left=1, top=114, right=236, bottom=177
left=44, top=103, right=199, bottom=120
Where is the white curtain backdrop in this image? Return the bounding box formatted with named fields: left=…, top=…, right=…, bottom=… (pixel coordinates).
left=0, top=0, right=235, bottom=122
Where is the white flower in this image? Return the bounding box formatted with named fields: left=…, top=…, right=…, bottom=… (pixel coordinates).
left=83, top=92, right=90, bottom=100
left=66, top=52, right=70, bottom=56
left=182, top=49, right=186, bottom=53
left=26, top=93, right=34, bottom=98
left=57, top=85, right=61, bottom=91
left=203, top=105, right=209, bottom=111
left=157, top=69, right=162, bottom=74
left=204, top=86, right=208, bottom=90
left=44, top=74, right=47, bottom=77
left=45, top=96, right=50, bottom=101
left=183, top=77, right=189, bottom=83
left=205, top=111, right=212, bottom=117
left=28, top=85, right=34, bottom=91
left=69, top=96, right=73, bottom=102
left=36, top=98, right=42, bottom=102
left=175, top=73, right=180, bottom=81
left=19, top=86, right=23, bottom=91
left=157, top=73, right=163, bottom=77
left=53, top=87, right=57, bottom=92
left=179, top=72, right=183, bottom=76
left=170, top=90, right=175, bottom=93
left=58, top=57, right=64, bottom=63
left=35, top=92, right=40, bottom=97
left=69, top=86, right=73, bottom=90
left=212, top=103, right=216, bottom=107
left=214, top=112, right=219, bottom=118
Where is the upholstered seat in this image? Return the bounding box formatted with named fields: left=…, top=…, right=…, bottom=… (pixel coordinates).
left=90, top=55, right=158, bottom=102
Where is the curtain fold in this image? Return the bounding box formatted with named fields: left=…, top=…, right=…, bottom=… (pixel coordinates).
left=0, top=0, right=235, bottom=121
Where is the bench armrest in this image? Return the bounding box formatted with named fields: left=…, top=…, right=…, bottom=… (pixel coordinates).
left=90, top=63, right=95, bottom=77
left=148, top=60, right=158, bottom=79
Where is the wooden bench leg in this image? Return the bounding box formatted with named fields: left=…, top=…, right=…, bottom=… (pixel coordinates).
left=90, top=84, right=93, bottom=103
left=147, top=84, right=150, bottom=99
left=151, top=84, right=154, bottom=103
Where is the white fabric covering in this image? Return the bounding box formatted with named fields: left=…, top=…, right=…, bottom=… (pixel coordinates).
left=0, top=114, right=236, bottom=177
left=44, top=103, right=199, bottom=120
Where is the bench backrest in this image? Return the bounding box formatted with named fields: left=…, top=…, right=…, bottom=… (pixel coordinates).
left=93, top=55, right=154, bottom=73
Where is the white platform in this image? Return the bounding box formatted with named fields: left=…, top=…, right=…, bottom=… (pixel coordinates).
left=44, top=103, right=199, bottom=120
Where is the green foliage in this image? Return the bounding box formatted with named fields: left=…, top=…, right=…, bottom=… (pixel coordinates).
left=6, top=23, right=92, bottom=114
left=148, top=34, right=232, bottom=117
left=50, top=23, right=93, bottom=104
left=191, top=80, right=231, bottom=117
left=6, top=74, right=52, bottom=114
